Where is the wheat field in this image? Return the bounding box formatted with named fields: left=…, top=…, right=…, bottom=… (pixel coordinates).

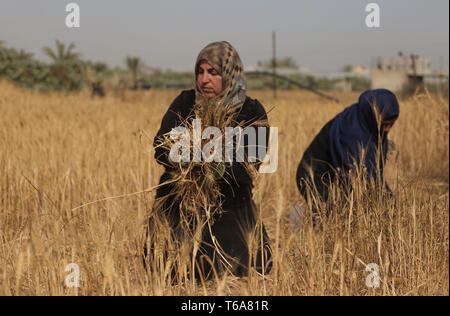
left=0, top=80, right=448, bottom=296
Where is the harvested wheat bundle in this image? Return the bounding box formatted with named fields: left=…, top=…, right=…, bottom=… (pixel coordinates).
left=153, top=98, right=266, bottom=237
left=147, top=41, right=273, bottom=278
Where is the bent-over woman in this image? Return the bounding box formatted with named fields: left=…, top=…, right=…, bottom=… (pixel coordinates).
left=296, top=89, right=400, bottom=215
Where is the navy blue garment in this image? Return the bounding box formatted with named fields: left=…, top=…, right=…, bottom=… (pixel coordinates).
left=329, top=89, right=400, bottom=184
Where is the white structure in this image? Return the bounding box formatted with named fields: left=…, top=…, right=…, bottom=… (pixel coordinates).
left=371, top=54, right=432, bottom=92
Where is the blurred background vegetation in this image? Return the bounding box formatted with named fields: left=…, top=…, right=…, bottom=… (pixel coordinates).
left=2, top=39, right=445, bottom=96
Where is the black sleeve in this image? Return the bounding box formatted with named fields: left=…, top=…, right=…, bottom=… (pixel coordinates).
left=296, top=119, right=335, bottom=202
left=222, top=99, right=270, bottom=185
left=245, top=98, right=270, bottom=171
left=153, top=91, right=194, bottom=169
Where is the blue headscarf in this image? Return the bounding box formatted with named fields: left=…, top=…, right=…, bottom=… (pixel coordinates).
left=329, top=89, right=400, bottom=183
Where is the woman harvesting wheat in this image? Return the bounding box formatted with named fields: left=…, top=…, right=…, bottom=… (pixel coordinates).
left=296, top=89, right=400, bottom=220
left=145, top=41, right=272, bottom=279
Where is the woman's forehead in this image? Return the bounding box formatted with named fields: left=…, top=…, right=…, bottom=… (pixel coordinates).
left=198, top=60, right=214, bottom=69
left=196, top=59, right=221, bottom=74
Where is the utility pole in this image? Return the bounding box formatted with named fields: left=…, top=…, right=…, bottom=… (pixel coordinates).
left=272, top=31, right=277, bottom=99
left=439, top=56, right=445, bottom=97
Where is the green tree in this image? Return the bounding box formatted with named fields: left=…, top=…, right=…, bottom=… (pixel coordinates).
left=17, top=49, right=34, bottom=61
left=341, top=64, right=353, bottom=72
left=81, top=61, right=110, bottom=95
left=42, top=40, right=81, bottom=63
left=126, top=56, right=142, bottom=90
left=42, top=40, right=83, bottom=91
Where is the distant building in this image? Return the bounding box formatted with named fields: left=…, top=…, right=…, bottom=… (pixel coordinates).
left=349, top=65, right=371, bottom=76
left=371, top=54, right=432, bottom=93
left=375, top=54, right=431, bottom=76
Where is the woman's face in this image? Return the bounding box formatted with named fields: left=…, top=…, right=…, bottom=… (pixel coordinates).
left=196, top=61, right=223, bottom=99
left=381, top=118, right=397, bottom=134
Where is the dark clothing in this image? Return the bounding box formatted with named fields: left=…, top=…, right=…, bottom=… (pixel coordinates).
left=297, top=89, right=399, bottom=211
left=148, top=89, right=272, bottom=278
left=329, top=89, right=399, bottom=183
left=154, top=89, right=268, bottom=190
left=296, top=118, right=336, bottom=204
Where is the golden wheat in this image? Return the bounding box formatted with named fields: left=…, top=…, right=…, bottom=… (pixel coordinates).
left=0, top=80, right=448, bottom=295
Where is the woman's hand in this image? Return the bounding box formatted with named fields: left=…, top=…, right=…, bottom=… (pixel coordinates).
left=212, top=162, right=225, bottom=180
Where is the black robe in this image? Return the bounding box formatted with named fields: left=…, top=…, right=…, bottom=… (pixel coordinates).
left=147, top=89, right=272, bottom=278
left=296, top=118, right=336, bottom=205
left=296, top=116, right=393, bottom=213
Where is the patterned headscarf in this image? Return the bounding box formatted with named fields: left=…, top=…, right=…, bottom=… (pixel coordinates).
left=194, top=41, right=247, bottom=109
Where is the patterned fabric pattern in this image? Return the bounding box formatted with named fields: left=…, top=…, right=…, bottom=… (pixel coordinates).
left=194, top=41, right=247, bottom=109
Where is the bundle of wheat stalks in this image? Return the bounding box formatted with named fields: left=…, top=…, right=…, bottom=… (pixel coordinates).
left=152, top=99, right=262, bottom=237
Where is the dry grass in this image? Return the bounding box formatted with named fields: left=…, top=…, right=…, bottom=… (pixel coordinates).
left=0, top=80, right=448, bottom=296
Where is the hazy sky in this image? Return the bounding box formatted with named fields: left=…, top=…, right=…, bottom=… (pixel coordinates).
left=0, top=0, right=448, bottom=73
